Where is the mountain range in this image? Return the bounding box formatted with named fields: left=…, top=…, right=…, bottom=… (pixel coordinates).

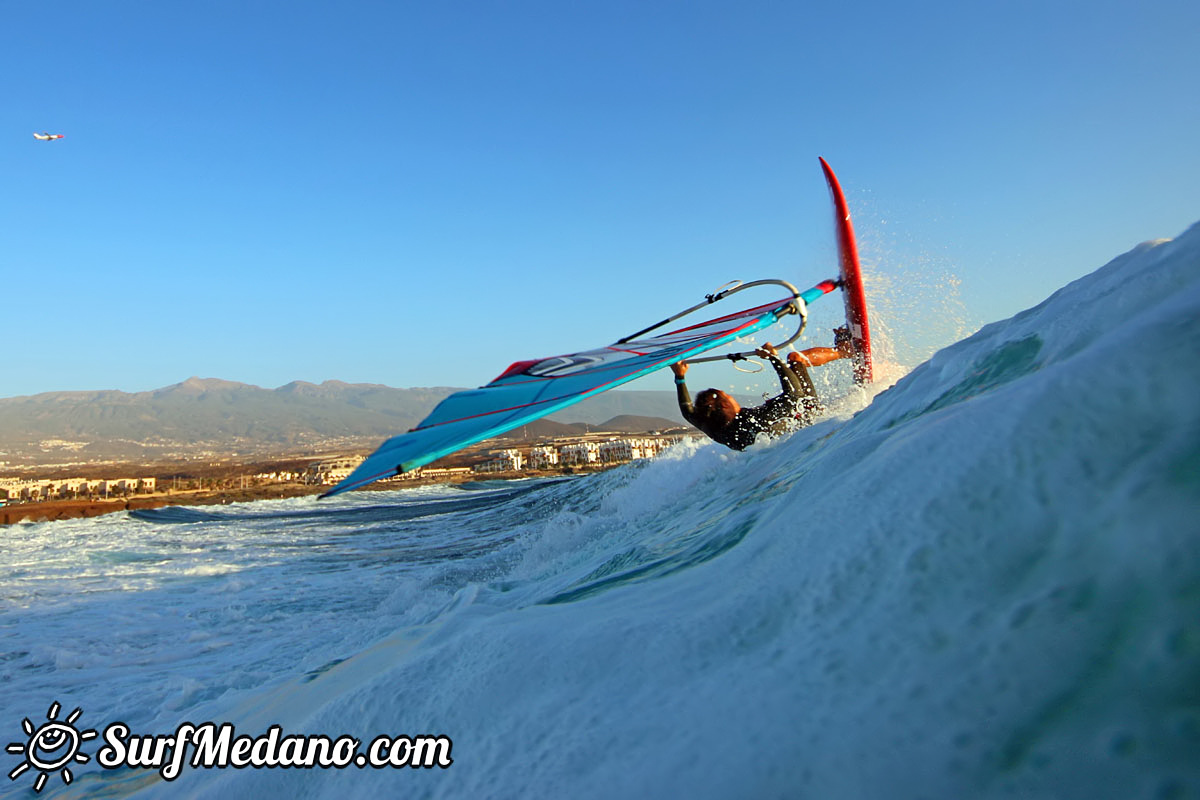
left=0, top=378, right=688, bottom=466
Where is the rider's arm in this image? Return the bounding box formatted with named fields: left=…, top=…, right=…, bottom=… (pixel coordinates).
left=764, top=353, right=803, bottom=399
left=671, top=361, right=698, bottom=425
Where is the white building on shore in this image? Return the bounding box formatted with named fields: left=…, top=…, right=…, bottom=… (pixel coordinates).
left=305, top=456, right=366, bottom=485
left=0, top=476, right=158, bottom=503
left=473, top=449, right=524, bottom=474
left=552, top=435, right=684, bottom=469
left=597, top=438, right=664, bottom=463
left=528, top=446, right=560, bottom=469
left=559, top=441, right=600, bottom=465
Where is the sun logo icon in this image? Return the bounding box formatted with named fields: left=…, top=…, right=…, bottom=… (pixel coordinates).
left=6, top=702, right=98, bottom=793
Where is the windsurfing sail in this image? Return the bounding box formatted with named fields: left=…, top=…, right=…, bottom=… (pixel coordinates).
left=33, top=132, right=64, bottom=141
left=320, top=278, right=841, bottom=498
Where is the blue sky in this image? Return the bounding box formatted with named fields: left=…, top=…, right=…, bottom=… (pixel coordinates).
left=3, top=0, right=1197, bottom=398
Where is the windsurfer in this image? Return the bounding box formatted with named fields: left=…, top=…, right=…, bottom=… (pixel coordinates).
left=670, top=330, right=853, bottom=450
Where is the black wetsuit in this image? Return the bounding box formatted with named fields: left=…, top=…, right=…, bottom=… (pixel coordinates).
left=675, top=354, right=820, bottom=450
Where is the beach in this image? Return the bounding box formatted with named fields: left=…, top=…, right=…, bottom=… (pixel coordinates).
left=0, top=484, right=322, bottom=525
left=0, top=462, right=617, bottom=526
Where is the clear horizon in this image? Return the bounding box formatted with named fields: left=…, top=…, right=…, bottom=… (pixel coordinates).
left=5, top=0, right=1198, bottom=400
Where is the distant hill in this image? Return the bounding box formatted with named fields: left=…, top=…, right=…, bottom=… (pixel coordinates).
left=0, top=378, right=690, bottom=466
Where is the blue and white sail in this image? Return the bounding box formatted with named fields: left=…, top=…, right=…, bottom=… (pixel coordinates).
left=320, top=281, right=835, bottom=497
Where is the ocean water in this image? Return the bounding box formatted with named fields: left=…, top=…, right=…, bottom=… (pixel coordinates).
left=2, top=224, right=1199, bottom=799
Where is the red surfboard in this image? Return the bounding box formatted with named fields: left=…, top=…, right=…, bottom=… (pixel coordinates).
left=819, top=157, right=873, bottom=384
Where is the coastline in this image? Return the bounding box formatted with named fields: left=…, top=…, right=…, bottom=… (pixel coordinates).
left=1, top=426, right=694, bottom=526
left=0, top=465, right=610, bottom=526
left=0, top=483, right=323, bottom=526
